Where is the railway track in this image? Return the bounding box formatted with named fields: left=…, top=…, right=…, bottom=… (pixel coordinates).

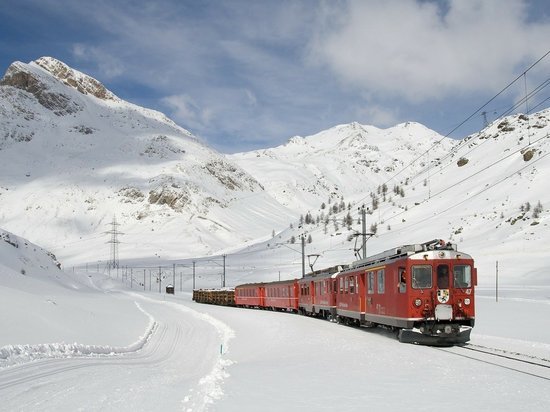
left=436, top=343, right=550, bottom=381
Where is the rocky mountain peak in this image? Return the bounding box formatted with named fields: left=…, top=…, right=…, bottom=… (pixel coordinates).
left=33, top=57, right=118, bottom=101
left=0, top=60, right=80, bottom=116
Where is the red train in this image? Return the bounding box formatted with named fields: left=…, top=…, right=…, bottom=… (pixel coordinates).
left=197, top=239, right=476, bottom=346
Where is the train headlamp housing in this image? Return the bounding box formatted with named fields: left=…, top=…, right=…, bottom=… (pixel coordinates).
left=464, top=298, right=471, bottom=305
left=414, top=298, right=422, bottom=307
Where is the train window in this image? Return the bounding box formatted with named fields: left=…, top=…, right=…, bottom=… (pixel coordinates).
left=412, top=265, right=432, bottom=289
left=377, top=269, right=385, bottom=294
left=344, top=277, right=349, bottom=293
left=398, top=267, right=406, bottom=293
left=367, top=272, right=375, bottom=294
left=437, top=265, right=450, bottom=289
left=349, top=276, right=356, bottom=294
left=339, top=277, right=344, bottom=294
left=453, top=265, right=472, bottom=288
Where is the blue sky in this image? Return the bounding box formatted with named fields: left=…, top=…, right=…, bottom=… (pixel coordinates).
left=1, top=0, right=549, bottom=153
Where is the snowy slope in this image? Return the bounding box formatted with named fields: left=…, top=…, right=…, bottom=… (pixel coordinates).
left=0, top=228, right=149, bottom=349
left=228, top=110, right=550, bottom=286
left=1, top=57, right=549, bottom=286
left=229, top=121, right=454, bottom=211
left=0, top=58, right=293, bottom=264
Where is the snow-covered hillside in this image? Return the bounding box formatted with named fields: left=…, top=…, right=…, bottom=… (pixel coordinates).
left=229, top=110, right=550, bottom=286
left=229, top=121, right=454, bottom=211
left=1, top=57, right=549, bottom=287
left=0, top=57, right=292, bottom=264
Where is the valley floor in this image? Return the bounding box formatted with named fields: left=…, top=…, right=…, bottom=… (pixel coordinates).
left=1, top=274, right=549, bottom=411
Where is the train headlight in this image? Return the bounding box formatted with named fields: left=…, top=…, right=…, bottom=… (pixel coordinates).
left=464, top=298, right=471, bottom=305
left=414, top=298, right=422, bottom=307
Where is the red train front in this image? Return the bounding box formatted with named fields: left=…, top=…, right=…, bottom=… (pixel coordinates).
left=335, top=239, right=476, bottom=345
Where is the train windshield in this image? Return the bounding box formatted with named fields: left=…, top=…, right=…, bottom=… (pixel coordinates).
left=453, top=265, right=472, bottom=288
left=437, top=264, right=450, bottom=289
left=412, top=265, right=432, bottom=289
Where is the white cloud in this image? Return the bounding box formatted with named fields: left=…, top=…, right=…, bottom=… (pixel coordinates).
left=310, top=0, right=550, bottom=103
left=354, top=104, right=400, bottom=128
left=72, top=44, right=124, bottom=79
left=29, top=0, right=548, bottom=150
left=161, top=94, right=213, bottom=133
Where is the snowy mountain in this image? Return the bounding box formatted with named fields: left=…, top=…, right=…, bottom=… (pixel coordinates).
left=228, top=121, right=454, bottom=211
left=0, top=57, right=292, bottom=264
left=228, top=109, right=550, bottom=285
left=1, top=57, right=549, bottom=285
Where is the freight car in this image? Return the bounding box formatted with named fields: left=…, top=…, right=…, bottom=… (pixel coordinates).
left=193, top=239, right=476, bottom=346
left=193, top=288, right=235, bottom=306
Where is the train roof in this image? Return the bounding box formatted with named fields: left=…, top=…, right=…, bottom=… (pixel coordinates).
left=346, top=239, right=471, bottom=271
left=303, top=265, right=348, bottom=279
left=235, top=279, right=298, bottom=288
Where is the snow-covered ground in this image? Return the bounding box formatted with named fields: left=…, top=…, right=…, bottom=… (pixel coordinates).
left=1, top=260, right=549, bottom=411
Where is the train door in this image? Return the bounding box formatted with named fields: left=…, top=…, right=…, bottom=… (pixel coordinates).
left=358, top=271, right=366, bottom=313
left=366, top=270, right=375, bottom=313
left=391, top=265, right=408, bottom=317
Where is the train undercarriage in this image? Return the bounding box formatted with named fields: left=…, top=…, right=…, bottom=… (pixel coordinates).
left=398, top=322, right=473, bottom=346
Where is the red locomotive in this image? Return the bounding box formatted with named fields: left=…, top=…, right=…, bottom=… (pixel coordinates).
left=195, top=239, right=476, bottom=345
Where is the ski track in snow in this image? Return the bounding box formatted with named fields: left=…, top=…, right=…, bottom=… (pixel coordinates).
left=127, top=292, right=236, bottom=411
left=0, top=301, right=157, bottom=369
left=0, top=294, right=235, bottom=411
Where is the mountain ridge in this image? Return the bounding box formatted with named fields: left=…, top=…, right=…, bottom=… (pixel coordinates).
left=0, top=57, right=549, bottom=284
left=0, top=57, right=288, bottom=263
